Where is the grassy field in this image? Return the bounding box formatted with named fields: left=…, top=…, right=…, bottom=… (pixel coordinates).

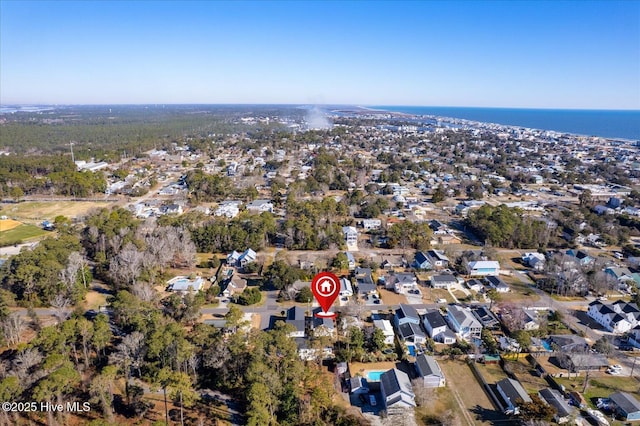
left=475, top=361, right=510, bottom=384
left=1, top=200, right=113, bottom=220
left=0, top=223, right=48, bottom=245
left=438, top=359, right=508, bottom=425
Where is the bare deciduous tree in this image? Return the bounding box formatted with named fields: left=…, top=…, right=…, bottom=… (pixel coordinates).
left=1, top=313, right=25, bottom=346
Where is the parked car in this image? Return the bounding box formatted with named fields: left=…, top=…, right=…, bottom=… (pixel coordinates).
left=369, top=395, right=377, bottom=406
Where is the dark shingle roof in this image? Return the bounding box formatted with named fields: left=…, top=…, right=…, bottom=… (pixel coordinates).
left=424, top=310, right=447, bottom=328
left=497, top=378, right=531, bottom=406
left=415, top=354, right=443, bottom=378
left=610, top=392, right=640, bottom=415
left=539, top=388, right=573, bottom=418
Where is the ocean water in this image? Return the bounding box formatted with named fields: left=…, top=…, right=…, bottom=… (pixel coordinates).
left=371, top=106, right=640, bottom=140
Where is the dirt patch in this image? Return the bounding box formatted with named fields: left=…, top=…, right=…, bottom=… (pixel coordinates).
left=378, top=288, right=407, bottom=305
left=0, top=219, right=22, bottom=231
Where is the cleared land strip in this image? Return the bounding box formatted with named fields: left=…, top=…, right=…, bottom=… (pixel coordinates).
left=439, top=359, right=507, bottom=425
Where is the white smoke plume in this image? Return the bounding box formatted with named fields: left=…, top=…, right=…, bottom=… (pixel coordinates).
left=305, top=106, right=332, bottom=130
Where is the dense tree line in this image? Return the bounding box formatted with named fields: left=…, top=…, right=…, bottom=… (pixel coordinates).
left=190, top=212, right=276, bottom=253
left=0, top=235, right=89, bottom=306
left=466, top=204, right=550, bottom=249
left=0, top=155, right=106, bottom=198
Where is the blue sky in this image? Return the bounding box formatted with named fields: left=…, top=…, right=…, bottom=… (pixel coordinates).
left=1, top=1, right=639, bottom=108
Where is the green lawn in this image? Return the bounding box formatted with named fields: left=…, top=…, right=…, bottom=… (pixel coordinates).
left=0, top=224, right=48, bottom=246
left=555, top=375, right=640, bottom=407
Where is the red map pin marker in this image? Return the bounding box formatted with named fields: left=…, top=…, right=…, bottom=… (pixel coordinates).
left=311, top=271, right=340, bottom=319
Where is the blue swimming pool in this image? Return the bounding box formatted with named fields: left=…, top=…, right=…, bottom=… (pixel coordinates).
left=367, top=370, right=386, bottom=381
left=408, top=345, right=416, bottom=356
left=542, top=340, right=552, bottom=351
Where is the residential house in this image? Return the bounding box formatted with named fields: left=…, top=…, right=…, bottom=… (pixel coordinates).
left=522, top=252, right=546, bottom=271
left=471, top=306, right=500, bottom=329
left=485, top=276, right=510, bottom=293
left=214, top=201, right=242, bottom=218
left=342, top=226, right=358, bottom=247
left=286, top=306, right=307, bottom=338
left=227, top=248, right=257, bottom=268
left=539, top=388, right=574, bottom=424
left=558, top=353, right=608, bottom=372
left=355, top=267, right=376, bottom=295
left=373, top=319, right=395, bottom=345
left=397, top=322, right=427, bottom=344
left=381, top=255, right=404, bottom=270
left=605, top=267, right=640, bottom=289
left=162, top=204, right=183, bottom=215
left=389, top=272, right=417, bottom=294
left=395, top=304, right=421, bottom=328
left=587, top=300, right=640, bottom=333
left=609, top=392, right=640, bottom=422
left=423, top=310, right=456, bottom=344
left=547, top=334, right=588, bottom=352
left=413, top=251, right=433, bottom=270
left=246, top=199, right=273, bottom=213
left=431, top=274, right=457, bottom=289
left=361, top=218, right=382, bottom=230
left=522, top=309, right=542, bottom=331
left=426, top=250, right=450, bottom=269
left=221, top=275, right=247, bottom=298
left=467, top=260, right=500, bottom=277
left=447, top=305, right=482, bottom=341
left=339, top=277, right=354, bottom=298
left=380, top=368, right=416, bottom=410
left=466, top=279, right=485, bottom=292
left=345, top=252, right=356, bottom=270
left=312, top=308, right=336, bottom=338
left=565, top=249, right=594, bottom=266
left=414, top=354, right=446, bottom=388
left=496, top=378, right=532, bottom=415
left=433, top=234, right=462, bottom=245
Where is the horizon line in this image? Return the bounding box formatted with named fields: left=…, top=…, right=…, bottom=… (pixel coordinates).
left=1, top=103, right=639, bottom=112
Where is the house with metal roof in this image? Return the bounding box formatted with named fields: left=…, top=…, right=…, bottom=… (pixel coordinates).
left=539, top=388, right=574, bottom=424
left=496, top=378, right=531, bottom=414
left=467, top=260, right=500, bottom=276
left=414, top=354, right=445, bottom=388
left=380, top=368, right=416, bottom=410
left=610, top=392, right=640, bottom=421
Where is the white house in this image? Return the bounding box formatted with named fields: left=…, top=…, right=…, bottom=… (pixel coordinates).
left=447, top=305, right=482, bottom=341
left=587, top=300, right=640, bottom=334
left=246, top=199, right=273, bottom=213
left=373, top=319, right=395, bottom=345
left=361, top=219, right=382, bottom=230
left=339, top=277, right=354, bottom=298
left=414, top=354, right=446, bottom=388
left=215, top=201, right=242, bottom=218
left=380, top=369, right=416, bottom=410
left=423, top=310, right=456, bottom=344
left=342, top=226, right=358, bottom=247
left=467, top=260, right=500, bottom=277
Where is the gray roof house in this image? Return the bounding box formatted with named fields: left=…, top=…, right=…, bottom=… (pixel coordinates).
left=349, top=377, right=369, bottom=395
left=398, top=322, right=426, bottom=344
left=395, top=304, right=421, bottom=328
left=286, top=306, right=307, bottom=338
left=355, top=267, right=377, bottom=294
left=539, top=388, right=574, bottom=424
left=414, top=354, right=445, bottom=388
left=497, top=378, right=531, bottom=414
left=610, top=392, right=640, bottom=421
left=380, top=368, right=416, bottom=410
left=447, top=305, right=482, bottom=341
left=431, top=274, right=457, bottom=289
